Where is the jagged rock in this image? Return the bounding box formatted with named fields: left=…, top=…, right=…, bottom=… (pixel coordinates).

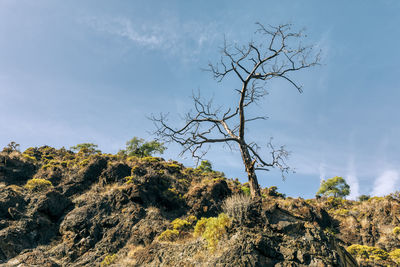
left=185, top=178, right=232, bottom=218
left=99, top=163, right=131, bottom=185
left=0, top=155, right=36, bottom=186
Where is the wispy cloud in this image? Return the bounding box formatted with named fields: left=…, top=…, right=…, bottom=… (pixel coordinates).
left=83, top=16, right=219, bottom=62
left=371, top=170, right=399, bottom=196
left=319, top=161, right=326, bottom=181
left=346, top=155, right=359, bottom=200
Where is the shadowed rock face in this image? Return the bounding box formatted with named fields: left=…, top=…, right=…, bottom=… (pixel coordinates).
left=0, top=151, right=360, bottom=267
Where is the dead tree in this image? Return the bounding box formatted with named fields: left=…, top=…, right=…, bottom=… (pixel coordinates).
left=152, top=23, right=320, bottom=198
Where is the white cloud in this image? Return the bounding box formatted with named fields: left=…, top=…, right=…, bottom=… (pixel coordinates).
left=371, top=170, right=399, bottom=196
left=346, top=156, right=359, bottom=200
left=346, top=174, right=359, bottom=200
left=83, top=16, right=219, bottom=62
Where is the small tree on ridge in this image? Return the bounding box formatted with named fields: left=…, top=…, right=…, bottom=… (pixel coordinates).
left=317, top=176, right=350, bottom=198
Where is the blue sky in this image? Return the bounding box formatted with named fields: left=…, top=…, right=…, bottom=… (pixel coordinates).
left=1, top=0, right=400, bottom=199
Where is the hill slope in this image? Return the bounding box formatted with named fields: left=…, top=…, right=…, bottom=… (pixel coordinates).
left=0, top=146, right=386, bottom=266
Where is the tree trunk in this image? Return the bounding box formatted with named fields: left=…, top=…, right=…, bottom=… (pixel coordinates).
left=240, top=143, right=261, bottom=198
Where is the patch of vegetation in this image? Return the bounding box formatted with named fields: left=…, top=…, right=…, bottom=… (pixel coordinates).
left=265, top=186, right=286, bottom=198
left=325, top=196, right=346, bottom=208
left=241, top=185, right=250, bottom=196
left=100, top=254, right=117, bottom=266
left=164, top=187, right=184, bottom=201
left=197, top=160, right=213, bottom=173
left=389, top=249, right=400, bottom=264
left=368, top=196, right=385, bottom=202
left=2, top=141, right=20, bottom=154
left=158, top=215, right=197, bottom=242
left=317, top=176, right=350, bottom=198
left=25, top=178, right=53, bottom=191
left=125, top=176, right=134, bottom=184
left=141, top=156, right=162, bottom=163
left=158, top=229, right=180, bottom=242
left=70, top=143, right=101, bottom=156
left=171, top=215, right=197, bottom=230
left=358, top=194, right=370, bottom=201
left=119, top=137, right=166, bottom=158
left=194, top=213, right=231, bottom=251
left=346, top=244, right=388, bottom=261
left=393, top=226, right=400, bottom=236
left=332, top=208, right=350, bottom=217
left=164, top=162, right=182, bottom=173
left=222, top=194, right=252, bottom=224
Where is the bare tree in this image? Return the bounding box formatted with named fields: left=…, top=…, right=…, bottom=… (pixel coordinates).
left=152, top=23, right=320, bottom=198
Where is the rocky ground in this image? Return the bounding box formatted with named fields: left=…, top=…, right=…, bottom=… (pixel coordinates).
left=0, top=146, right=397, bottom=266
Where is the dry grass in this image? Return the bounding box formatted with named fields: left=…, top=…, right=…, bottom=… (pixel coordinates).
left=221, top=194, right=252, bottom=224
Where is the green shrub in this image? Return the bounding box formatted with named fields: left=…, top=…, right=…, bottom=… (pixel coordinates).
left=164, top=187, right=183, bottom=201
left=141, top=156, right=162, bottom=163
left=100, top=254, right=117, bottom=266
left=158, top=229, right=179, bottom=242
left=171, top=218, right=191, bottom=230
left=125, top=176, right=134, bottom=184
left=164, top=163, right=182, bottom=173
left=368, top=196, right=384, bottom=202
left=78, top=159, right=90, bottom=167
left=389, top=249, right=400, bottom=264
left=2, top=141, right=20, bottom=153
left=346, top=244, right=388, bottom=261
left=121, top=137, right=166, bottom=158
left=70, top=143, right=101, bottom=156
left=194, top=213, right=231, bottom=251
left=358, top=194, right=370, bottom=201
left=241, top=186, right=250, bottom=196
left=22, top=154, right=36, bottom=162
left=332, top=209, right=350, bottom=216
left=393, top=226, right=400, bottom=235
left=196, top=160, right=213, bottom=173
left=25, top=178, right=53, bottom=191
left=171, top=216, right=197, bottom=230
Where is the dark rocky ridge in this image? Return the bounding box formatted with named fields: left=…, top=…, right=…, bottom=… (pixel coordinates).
left=0, top=148, right=365, bottom=266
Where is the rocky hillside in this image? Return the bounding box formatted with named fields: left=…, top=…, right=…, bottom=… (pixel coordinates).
left=0, top=146, right=395, bottom=266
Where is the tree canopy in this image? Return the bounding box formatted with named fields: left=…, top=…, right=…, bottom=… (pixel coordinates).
left=121, top=137, right=166, bottom=158
left=70, top=143, right=101, bottom=155
left=317, top=176, right=350, bottom=198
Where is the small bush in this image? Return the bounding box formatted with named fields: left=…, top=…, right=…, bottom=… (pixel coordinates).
left=194, top=213, right=231, bottom=251
left=196, top=160, right=213, bottom=173
left=24, top=178, right=53, bottom=191
left=164, top=163, right=182, bottom=173
left=332, top=209, right=350, bottom=217
left=171, top=218, right=191, bottom=230
left=368, top=196, right=384, bottom=202
left=158, top=229, right=179, bottom=242
left=241, top=186, right=250, bottom=196
left=358, top=194, right=370, bottom=201
left=164, top=187, right=183, bottom=201
left=100, top=254, right=117, bottom=266
left=393, top=226, right=400, bottom=235
left=125, top=176, right=134, bottom=184
left=389, top=249, right=400, bottom=264
left=346, top=244, right=388, bottom=261
left=222, top=194, right=252, bottom=224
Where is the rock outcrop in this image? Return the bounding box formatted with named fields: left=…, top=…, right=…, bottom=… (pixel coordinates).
left=0, top=148, right=362, bottom=266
